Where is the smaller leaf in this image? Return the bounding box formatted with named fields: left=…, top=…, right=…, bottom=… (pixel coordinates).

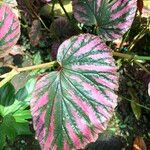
left=15, top=87, right=28, bottom=101
left=33, top=52, right=42, bottom=65
left=13, top=109, right=31, bottom=123
left=129, top=88, right=141, bottom=120
left=25, top=78, right=36, bottom=94
left=0, top=82, right=15, bottom=106
left=133, top=136, right=147, bottom=150
left=28, top=20, right=42, bottom=46
left=50, top=17, right=78, bottom=40
left=0, top=114, right=31, bottom=149
left=14, top=122, right=31, bottom=135
left=15, top=78, right=36, bottom=101
left=0, top=115, right=17, bottom=141
left=72, top=0, right=137, bottom=40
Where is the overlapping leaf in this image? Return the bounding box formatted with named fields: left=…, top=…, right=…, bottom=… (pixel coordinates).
left=0, top=4, right=20, bottom=50
left=31, top=34, right=118, bottom=149
left=73, top=0, right=137, bottom=40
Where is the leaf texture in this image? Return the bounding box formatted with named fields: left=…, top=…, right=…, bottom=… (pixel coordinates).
left=31, top=34, right=118, bottom=149
left=0, top=3, right=20, bottom=50
left=73, top=0, right=137, bottom=40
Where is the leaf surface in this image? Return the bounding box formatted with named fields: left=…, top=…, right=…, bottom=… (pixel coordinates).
left=0, top=3, right=20, bottom=50
left=129, top=88, right=141, bottom=120
left=31, top=34, right=118, bottom=149
left=73, top=0, right=137, bottom=40
left=0, top=82, right=15, bottom=106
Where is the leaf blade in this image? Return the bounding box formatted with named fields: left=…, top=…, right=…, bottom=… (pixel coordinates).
left=31, top=34, right=118, bottom=149
left=72, top=0, right=137, bottom=40
left=0, top=3, right=20, bottom=50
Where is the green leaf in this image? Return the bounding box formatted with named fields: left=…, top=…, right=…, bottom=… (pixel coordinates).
left=0, top=82, right=15, bottom=106
left=0, top=115, right=31, bottom=149
left=33, top=52, right=42, bottom=65
left=0, top=79, right=33, bottom=121
left=15, top=87, right=28, bottom=101
left=0, top=126, right=6, bottom=149
left=14, top=122, right=31, bottom=135
left=25, top=78, right=36, bottom=95
left=15, top=78, right=36, bottom=102
left=129, top=88, right=142, bottom=120
left=72, top=0, right=137, bottom=40
left=13, top=109, right=31, bottom=123
left=0, top=115, right=17, bottom=141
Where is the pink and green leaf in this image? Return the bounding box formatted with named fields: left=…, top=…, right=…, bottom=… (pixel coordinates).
left=72, top=0, right=137, bottom=40
left=31, top=34, right=118, bottom=149
left=0, top=3, right=20, bottom=50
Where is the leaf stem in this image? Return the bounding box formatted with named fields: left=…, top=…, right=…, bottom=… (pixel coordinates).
left=128, top=27, right=147, bottom=51
left=17, top=61, right=57, bottom=72
left=128, top=18, right=150, bottom=51
left=113, top=52, right=150, bottom=61
left=121, top=96, right=150, bottom=111
left=0, top=61, right=57, bottom=88
left=119, top=29, right=130, bottom=51
left=134, top=61, right=150, bottom=75
left=58, top=0, right=71, bottom=21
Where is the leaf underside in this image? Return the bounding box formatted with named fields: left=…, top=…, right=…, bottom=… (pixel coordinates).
left=73, top=0, right=137, bottom=40
left=31, top=34, right=118, bottom=149
left=0, top=4, right=20, bottom=50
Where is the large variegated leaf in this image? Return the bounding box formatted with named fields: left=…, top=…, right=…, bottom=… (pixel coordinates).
left=73, top=0, right=137, bottom=40
left=0, top=3, right=20, bottom=50
left=31, top=34, right=118, bottom=149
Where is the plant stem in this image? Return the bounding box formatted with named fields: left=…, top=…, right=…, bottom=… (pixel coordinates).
left=31, top=4, right=51, bottom=32
left=0, top=61, right=57, bottom=88
left=18, top=61, right=57, bottom=72
left=50, top=0, right=56, bottom=21
left=0, top=69, right=19, bottom=88
left=113, top=52, right=150, bottom=61
left=128, top=18, right=150, bottom=51
left=134, top=61, right=150, bottom=75
left=119, top=29, right=130, bottom=51
left=121, top=96, right=150, bottom=111
left=128, top=27, right=147, bottom=51
left=58, top=0, right=71, bottom=21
